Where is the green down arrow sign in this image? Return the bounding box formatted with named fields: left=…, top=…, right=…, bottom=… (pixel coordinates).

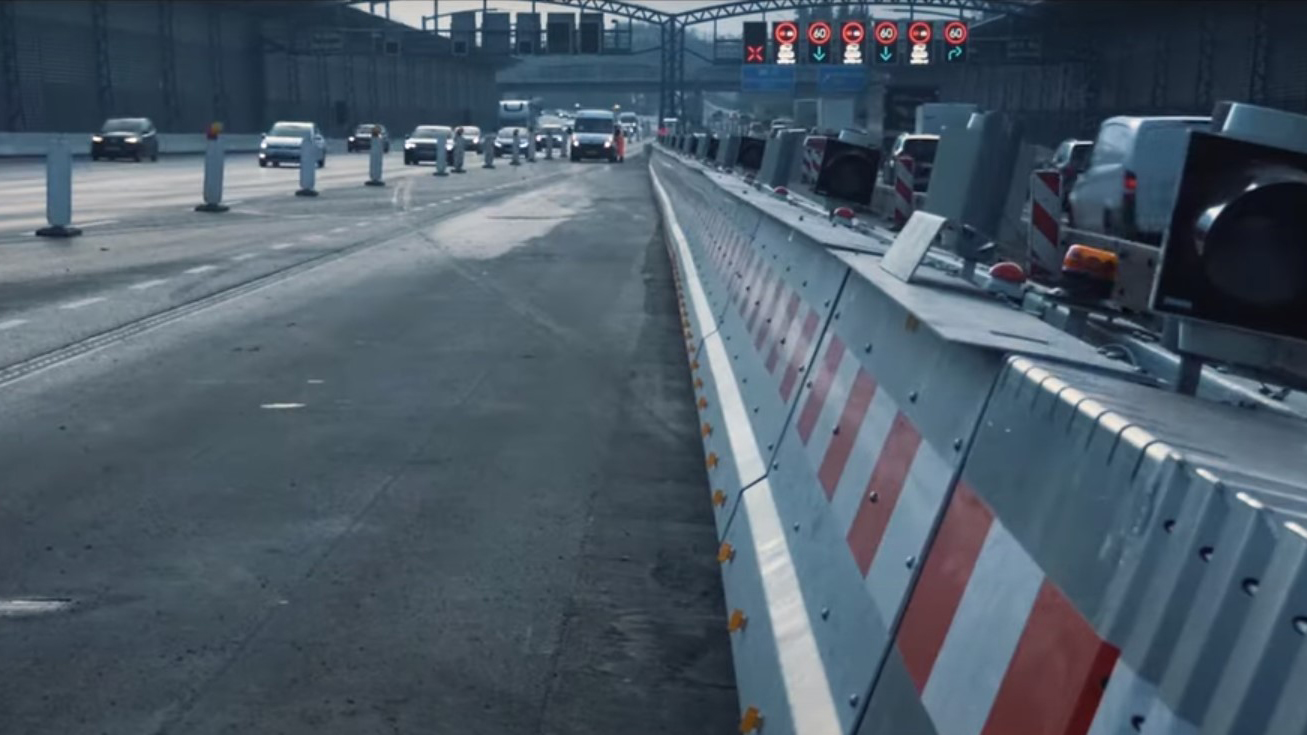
left=879, top=46, right=893, bottom=61
left=813, top=47, right=827, bottom=62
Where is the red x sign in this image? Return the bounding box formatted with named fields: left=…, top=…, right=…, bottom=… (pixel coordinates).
left=746, top=45, right=765, bottom=62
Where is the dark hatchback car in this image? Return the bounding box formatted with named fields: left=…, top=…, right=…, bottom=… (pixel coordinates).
left=347, top=123, right=390, bottom=153
left=92, top=118, right=159, bottom=162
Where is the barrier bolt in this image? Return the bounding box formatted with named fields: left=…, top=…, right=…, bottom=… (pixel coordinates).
left=739, top=706, right=763, bottom=733
left=727, top=609, right=748, bottom=632
left=701, top=422, right=713, bottom=437
left=706, top=452, right=719, bottom=469
left=365, top=125, right=385, bottom=187
left=712, top=489, right=726, bottom=507
left=37, top=136, right=82, bottom=238
left=195, top=122, right=229, bottom=213
left=717, top=542, right=735, bottom=563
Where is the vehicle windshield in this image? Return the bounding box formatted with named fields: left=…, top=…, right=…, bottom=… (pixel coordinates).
left=102, top=118, right=148, bottom=133
left=902, top=138, right=939, bottom=164
left=411, top=126, right=449, bottom=138
left=269, top=122, right=312, bottom=137
left=541, top=127, right=563, bottom=135
left=499, top=128, right=526, bottom=139
left=354, top=124, right=383, bottom=135
left=461, top=126, right=481, bottom=137
left=619, top=113, right=637, bottom=123
left=574, top=117, right=614, bottom=133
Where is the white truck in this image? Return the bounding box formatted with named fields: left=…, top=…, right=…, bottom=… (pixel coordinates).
left=915, top=103, right=977, bottom=136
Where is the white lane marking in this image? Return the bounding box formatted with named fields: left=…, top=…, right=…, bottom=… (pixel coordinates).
left=304, top=234, right=327, bottom=242
left=261, top=403, right=306, bottom=410
left=184, top=265, right=218, bottom=275
left=231, top=253, right=258, bottom=261
left=0, top=318, right=28, bottom=331
left=0, top=599, right=73, bottom=617
left=60, top=297, right=107, bottom=310
left=226, top=200, right=244, bottom=207
left=354, top=222, right=369, bottom=228
left=306, top=379, right=325, bottom=385
left=80, top=219, right=119, bottom=228
left=128, top=279, right=169, bottom=291
left=330, top=227, right=349, bottom=234
left=271, top=242, right=295, bottom=250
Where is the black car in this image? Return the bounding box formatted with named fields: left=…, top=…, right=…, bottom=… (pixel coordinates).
left=403, top=125, right=452, bottom=165
left=494, top=127, right=531, bottom=157
left=535, top=126, right=566, bottom=153
left=347, top=123, right=391, bottom=153
left=91, top=117, right=159, bottom=162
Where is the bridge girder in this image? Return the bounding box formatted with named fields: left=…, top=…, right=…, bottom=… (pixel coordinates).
left=674, top=0, right=1040, bottom=24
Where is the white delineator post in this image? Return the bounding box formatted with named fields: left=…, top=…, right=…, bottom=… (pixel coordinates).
left=434, top=131, right=449, bottom=177
left=365, top=126, right=385, bottom=187
left=36, top=136, right=81, bottom=237
left=544, top=131, right=554, bottom=160
left=296, top=133, right=318, bottom=197
left=1027, top=169, right=1064, bottom=282
left=483, top=133, right=496, bottom=169
left=526, top=130, right=536, bottom=162
left=892, top=154, right=915, bottom=229
left=196, top=122, right=229, bottom=212
left=510, top=129, right=522, bottom=166
left=452, top=129, right=466, bottom=174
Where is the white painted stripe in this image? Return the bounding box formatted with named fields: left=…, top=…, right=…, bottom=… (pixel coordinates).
left=830, top=387, right=899, bottom=535
left=231, top=253, right=258, bottom=261
left=355, top=221, right=369, bottom=227
left=0, top=599, right=72, bottom=617
left=921, top=522, right=1043, bottom=735
left=271, top=242, right=295, bottom=250
left=740, top=481, right=845, bottom=734
left=800, top=346, right=860, bottom=472
left=864, top=442, right=954, bottom=623
left=304, top=234, right=327, bottom=242
left=774, top=296, right=807, bottom=372
left=128, top=279, right=169, bottom=291
left=0, top=318, right=28, bottom=331
left=330, top=227, right=349, bottom=234
left=226, top=200, right=244, bottom=207
left=260, top=403, right=305, bottom=410
left=184, top=265, right=217, bottom=274
left=1088, top=658, right=1167, bottom=735
left=80, top=218, right=118, bottom=228
left=60, top=297, right=106, bottom=310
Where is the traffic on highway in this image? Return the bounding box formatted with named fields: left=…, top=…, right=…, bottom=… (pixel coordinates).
left=3, top=1, right=1306, bottom=734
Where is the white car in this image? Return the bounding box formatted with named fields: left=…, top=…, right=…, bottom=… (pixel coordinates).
left=1068, top=116, right=1210, bottom=242
left=259, top=121, right=326, bottom=168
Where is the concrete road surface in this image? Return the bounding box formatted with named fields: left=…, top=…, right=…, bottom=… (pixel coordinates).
left=0, top=151, right=736, bottom=733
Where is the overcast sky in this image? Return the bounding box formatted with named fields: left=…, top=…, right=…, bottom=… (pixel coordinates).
left=352, top=1, right=965, bottom=35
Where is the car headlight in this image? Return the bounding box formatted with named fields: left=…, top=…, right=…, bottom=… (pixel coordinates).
left=91, top=135, right=103, bottom=143
left=348, top=136, right=355, bottom=142
left=125, top=137, right=138, bottom=144
left=260, top=141, right=268, bottom=149
left=571, top=136, right=579, bottom=147
left=405, top=141, right=415, bottom=149
left=604, top=140, right=612, bottom=148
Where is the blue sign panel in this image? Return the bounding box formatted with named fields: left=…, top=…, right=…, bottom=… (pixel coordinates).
left=817, top=66, right=868, bottom=95
left=741, top=65, right=796, bottom=93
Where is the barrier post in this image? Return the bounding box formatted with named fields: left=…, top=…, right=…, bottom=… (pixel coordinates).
left=452, top=129, right=466, bottom=174
left=511, top=130, right=522, bottom=166
left=1027, top=169, right=1064, bottom=281
left=526, top=130, right=536, bottom=162
left=544, top=131, right=554, bottom=160
left=295, top=134, right=318, bottom=197
left=434, top=131, right=449, bottom=176
left=483, top=133, right=496, bottom=169
left=36, top=136, right=81, bottom=237
left=365, top=125, right=385, bottom=187
left=892, top=154, right=915, bottom=229
left=195, top=121, right=229, bottom=213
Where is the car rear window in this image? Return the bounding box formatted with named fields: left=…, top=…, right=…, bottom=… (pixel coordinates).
left=574, top=117, right=614, bottom=133
left=355, top=124, right=382, bottom=134
left=270, top=123, right=312, bottom=137
left=902, top=139, right=938, bottom=164
left=412, top=126, right=449, bottom=137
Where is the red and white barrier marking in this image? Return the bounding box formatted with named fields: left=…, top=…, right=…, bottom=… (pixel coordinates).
left=1028, top=169, right=1064, bottom=281
left=893, top=155, right=916, bottom=229
left=802, top=137, right=827, bottom=186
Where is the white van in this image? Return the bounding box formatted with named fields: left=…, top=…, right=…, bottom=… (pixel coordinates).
left=1067, top=116, right=1210, bottom=242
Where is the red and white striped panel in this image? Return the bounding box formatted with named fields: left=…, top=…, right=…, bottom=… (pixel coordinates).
left=802, top=137, right=827, bottom=186
left=789, top=332, right=957, bottom=627
left=895, top=481, right=1122, bottom=735
left=1028, top=169, right=1064, bottom=281
left=893, top=155, right=916, bottom=229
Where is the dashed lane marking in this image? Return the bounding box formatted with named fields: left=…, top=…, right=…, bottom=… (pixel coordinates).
left=231, top=253, right=258, bottom=261
left=0, top=319, right=28, bottom=331
left=184, top=265, right=218, bottom=275
left=271, top=242, right=296, bottom=250
left=60, top=297, right=107, bottom=310
left=128, top=279, right=169, bottom=291
left=80, top=219, right=119, bottom=228
left=331, top=227, right=349, bottom=234
left=260, top=403, right=306, bottom=410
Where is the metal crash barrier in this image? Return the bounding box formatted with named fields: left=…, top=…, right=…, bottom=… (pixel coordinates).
left=649, top=143, right=1307, bottom=735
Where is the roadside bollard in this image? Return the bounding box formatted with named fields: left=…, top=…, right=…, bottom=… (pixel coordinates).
left=295, top=134, right=318, bottom=197
left=483, top=134, right=496, bottom=169
left=434, top=131, right=449, bottom=177
left=365, top=126, right=385, bottom=187
left=452, top=129, right=466, bottom=174
left=526, top=132, right=536, bottom=163
left=511, top=130, right=522, bottom=166
left=544, top=133, right=554, bottom=160
left=195, top=122, right=228, bottom=212
left=36, top=136, right=81, bottom=238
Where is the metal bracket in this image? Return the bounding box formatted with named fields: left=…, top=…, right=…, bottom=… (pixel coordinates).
left=881, top=211, right=948, bottom=284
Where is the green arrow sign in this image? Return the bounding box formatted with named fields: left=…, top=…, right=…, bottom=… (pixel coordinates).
left=813, top=47, right=827, bottom=61
left=879, top=46, right=893, bottom=61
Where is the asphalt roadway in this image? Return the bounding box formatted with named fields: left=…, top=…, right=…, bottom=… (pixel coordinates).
left=0, top=148, right=737, bottom=733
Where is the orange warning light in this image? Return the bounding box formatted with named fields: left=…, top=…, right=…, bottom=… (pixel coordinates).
left=1062, top=244, right=1119, bottom=282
